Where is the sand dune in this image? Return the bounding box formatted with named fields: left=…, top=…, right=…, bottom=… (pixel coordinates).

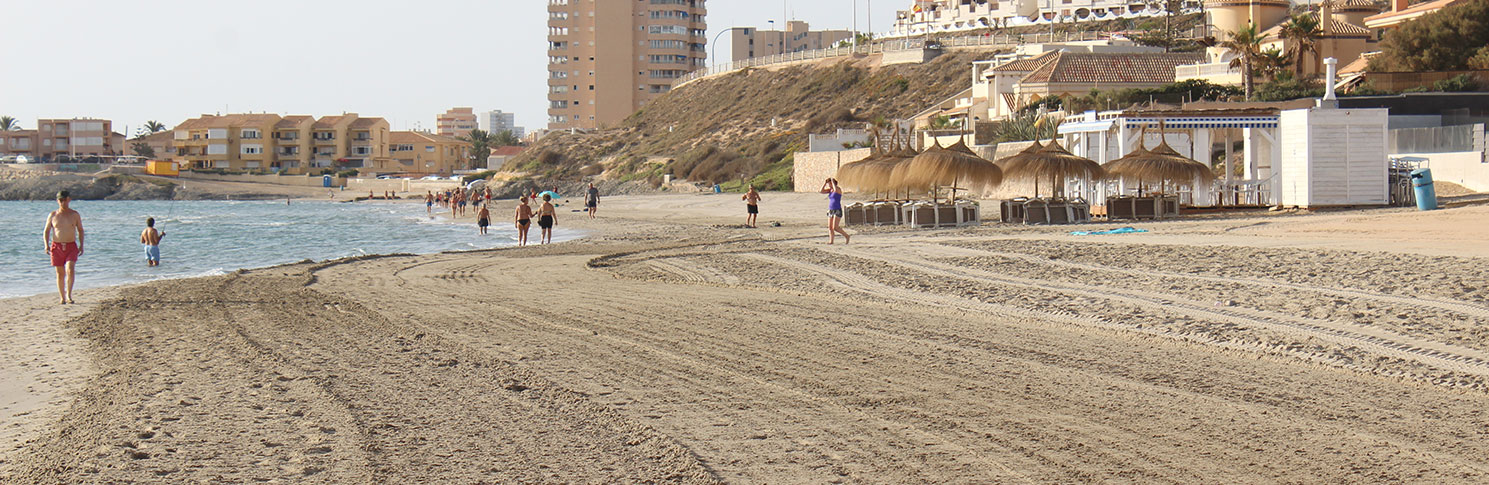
left=4, top=193, right=1489, bottom=482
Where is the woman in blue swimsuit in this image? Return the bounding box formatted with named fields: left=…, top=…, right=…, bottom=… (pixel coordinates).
left=819, top=178, right=850, bottom=244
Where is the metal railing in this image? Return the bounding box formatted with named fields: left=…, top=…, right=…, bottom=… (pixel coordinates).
left=672, top=31, right=1109, bottom=89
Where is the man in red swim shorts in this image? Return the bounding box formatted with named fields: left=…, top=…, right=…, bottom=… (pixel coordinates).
left=44, top=190, right=84, bottom=304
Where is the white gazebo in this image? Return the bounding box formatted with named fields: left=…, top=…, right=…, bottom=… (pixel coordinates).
left=1057, top=108, right=1285, bottom=206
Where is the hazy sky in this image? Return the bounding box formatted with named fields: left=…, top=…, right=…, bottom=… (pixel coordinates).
left=1, top=0, right=895, bottom=137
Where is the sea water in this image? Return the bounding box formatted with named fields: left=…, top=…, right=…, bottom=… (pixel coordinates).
left=0, top=200, right=575, bottom=299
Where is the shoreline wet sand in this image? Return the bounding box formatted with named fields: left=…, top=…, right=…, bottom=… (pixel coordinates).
left=4, top=193, right=1489, bottom=482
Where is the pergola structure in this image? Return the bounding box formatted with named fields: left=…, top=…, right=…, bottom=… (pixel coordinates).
left=1057, top=108, right=1284, bottom=207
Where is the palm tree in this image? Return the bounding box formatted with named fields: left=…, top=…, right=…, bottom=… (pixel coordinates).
left=143, top=120, right=167, bottom=133
left=1220, top=24, right=1265, bottom=100
left=1257, top=47, right=1292, bottom=81
left=458, top=129, right=496, bottom=170
left=0, top=116, right=19, bottom=131
left=1279, top=13, right=1322, bottom=78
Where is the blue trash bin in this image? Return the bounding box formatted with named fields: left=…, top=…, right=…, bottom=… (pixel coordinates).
left=322, top=174, right=333, bottom=188
left=1410, top=168, right=1438, bottom=211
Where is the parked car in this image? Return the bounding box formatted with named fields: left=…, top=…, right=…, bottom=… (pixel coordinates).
left=16, top=155, right=31, bottom=164
left=420, top=175, right=443, bottom=181
left=0, top=156, right=17, bottom=163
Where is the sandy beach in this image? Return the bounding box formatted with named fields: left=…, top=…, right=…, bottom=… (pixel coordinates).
left=4, top=192, right=1489, bottom=482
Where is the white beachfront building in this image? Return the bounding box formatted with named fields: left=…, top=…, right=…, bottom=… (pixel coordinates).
left=887, top=0, right=1201, bottom=37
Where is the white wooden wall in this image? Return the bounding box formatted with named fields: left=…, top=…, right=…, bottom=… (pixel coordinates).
left=1278, top=108, right=1389, bottom=207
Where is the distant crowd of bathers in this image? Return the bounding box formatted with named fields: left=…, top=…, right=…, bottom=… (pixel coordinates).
left=423, top=184, right=596, bottom=246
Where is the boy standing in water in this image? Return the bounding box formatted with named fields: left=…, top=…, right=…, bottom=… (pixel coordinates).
left=43, top=190, right=84, bottom=304
left=140, top=217, right=166, bottom=266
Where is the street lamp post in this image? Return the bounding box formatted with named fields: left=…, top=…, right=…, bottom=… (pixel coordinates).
left=711, top=26, right=750, bottom=67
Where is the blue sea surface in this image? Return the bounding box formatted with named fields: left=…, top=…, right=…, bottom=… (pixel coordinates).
left=0, top=200, right=572, bottom=299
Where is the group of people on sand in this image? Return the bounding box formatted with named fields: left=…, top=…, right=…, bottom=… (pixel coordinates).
left=513, top=191, right=558, bottom=245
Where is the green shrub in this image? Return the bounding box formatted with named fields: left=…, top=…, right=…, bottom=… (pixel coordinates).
left=1432, top=74, right=1481, bottom=92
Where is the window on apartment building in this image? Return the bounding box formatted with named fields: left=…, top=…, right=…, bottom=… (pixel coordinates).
left=241, top=129, right=261, bottom=139
left=242, top=145, right=263, bottom=155
left=207, top=144, right=228, bottom=155
left=426, top=146, right=434, bottom=152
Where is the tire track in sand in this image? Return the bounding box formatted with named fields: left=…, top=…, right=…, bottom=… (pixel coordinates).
left=935, top=239, right=1489, bottom=320
left=810, top=242, right=1489, bottom=379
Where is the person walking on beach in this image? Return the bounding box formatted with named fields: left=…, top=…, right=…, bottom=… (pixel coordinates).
left=585, top=183, right=600, bottom=219
left=140, top=217, right=165, bottom=267
left=476, top=204, right=491, bottom=235
left=742, top=185, right=761, bottom=228
left=537, top=194, right=557, bottom=244
left=43, top=190, right=84, bottom=304
left=425, top=191, right=434, bottom=215
left=515, top=196, right=533, bottom=246
left=820, top=178, right=850, bottom=244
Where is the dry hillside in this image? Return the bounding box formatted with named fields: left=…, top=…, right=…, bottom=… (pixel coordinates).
left=506, top=49, right=1005, bottom=190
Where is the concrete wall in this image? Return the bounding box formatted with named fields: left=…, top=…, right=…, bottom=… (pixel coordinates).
left=179, top=171, right=343, bottom=188
left=808, top=129, right=871, bottom=152
left=882, top=48, right=940, bottom=66
left=1393, top=151, right=1489, bottom=192
left=793, top=148, right=870, bottom=192
left=345, top=178, right=464, bottom=194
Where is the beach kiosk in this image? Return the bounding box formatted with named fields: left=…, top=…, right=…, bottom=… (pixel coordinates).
left=1276, top=107, right=1390, bottom=208
left=145, top=160, right=179, bottom=177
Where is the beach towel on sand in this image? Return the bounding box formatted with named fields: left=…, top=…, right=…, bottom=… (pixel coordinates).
left=1070, top=227, right=1147, bottom=236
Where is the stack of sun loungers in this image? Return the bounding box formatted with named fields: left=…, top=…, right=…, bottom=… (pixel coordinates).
left=903, top=200, right=981, bottom=228
left=1002, top=197, right=1092, bottom=224
left=1106, top=195, right=1180, bottom=220
left=844, top=201, right=906, bottom=226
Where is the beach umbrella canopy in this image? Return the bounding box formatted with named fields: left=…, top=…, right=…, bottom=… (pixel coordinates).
left=1103, top=139, right=1214, bottom=187
left=1001, top=140, right=1103, bottom=197
left=994, top=139, right=1043, bottom=168
left=900, top=141, right=1003, bottom=193
left=836, top=151, right=884, bottom=192
left=539, top=190, right=561, bottom=200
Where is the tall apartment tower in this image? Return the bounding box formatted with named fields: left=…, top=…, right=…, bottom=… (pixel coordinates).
left=480, top=110, right=525, bottom=139
left=546, top=0, right=707, bottom=131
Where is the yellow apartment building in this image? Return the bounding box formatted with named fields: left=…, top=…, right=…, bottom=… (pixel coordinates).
left=382, top=131, right=470, bottom=175
left=171, top=113, right=390, bottom=174
left=546, top=0, right=708, bottom=130
left=1, top=130, right=40, bottom=159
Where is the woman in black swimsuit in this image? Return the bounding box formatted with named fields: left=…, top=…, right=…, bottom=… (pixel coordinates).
left=537, top=194, right=557, bottom=244
left=515, top=196, right=534, bottom=246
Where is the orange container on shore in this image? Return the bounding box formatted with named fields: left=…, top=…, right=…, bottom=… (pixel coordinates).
left=145, top=160, right=179, bottom=177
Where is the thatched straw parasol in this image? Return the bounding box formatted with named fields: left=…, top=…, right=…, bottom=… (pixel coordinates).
left=837, top=150, right=886, bottom=193
left=900, top=140, right=1002, bottom=202
left=1000, top=140, right=1103, bottom=198
left=838, top=132, right=919, bottom=198
left=994, top=139, right=1043, bottom=168
left=1103, top=138, right=1214, bottom=195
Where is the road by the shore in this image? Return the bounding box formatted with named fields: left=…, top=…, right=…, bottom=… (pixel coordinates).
left=4, top=193, right=1489, bottom=482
